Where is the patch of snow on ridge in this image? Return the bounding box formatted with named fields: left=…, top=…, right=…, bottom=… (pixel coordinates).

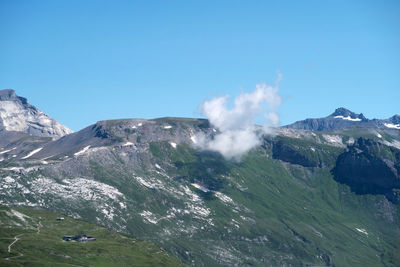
left=21, top=147, right=43, bottom=159
left=191, top=183, right=210, bottom=192
left=169, top=142, right=177, bottom=148
left=356, top=228, right=368, bottom=235
left=163, top=125, right=172, bottom=129
left=190, top=135, right=197, bottom=144
left=384, top=123, right=400, bottom=130
left=123, top=142, right=134, bottom=146
left=376, top=133, right=382, bottom=138
left=0, top=147, right=16, bottom=154
left=74, top=146, right=90, bottom=156
left=334, top=115, right=362, bottom=122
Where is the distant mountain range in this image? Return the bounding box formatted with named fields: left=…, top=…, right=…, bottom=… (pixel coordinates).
left=0, top=89, right=399, bottom=266
left=284, top=107, right=400, bottom=131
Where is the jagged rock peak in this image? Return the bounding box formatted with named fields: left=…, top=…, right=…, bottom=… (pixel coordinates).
left=389, top=114, right=400, bottom=124
left=330, top=107, right=367, bottom=120
left=0, top=89, right=73, bottom=139
left=0, top=89, right=17, bottom=100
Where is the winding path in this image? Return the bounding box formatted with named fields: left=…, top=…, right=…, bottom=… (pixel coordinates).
left=5, top=234, right=24, bottom=260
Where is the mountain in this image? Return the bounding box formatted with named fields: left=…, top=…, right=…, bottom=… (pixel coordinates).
left=1, top=93, right=400, bottom=266
left=0, top=89, right=72, bottom=139
left=284, top=107, right=400, bottom=131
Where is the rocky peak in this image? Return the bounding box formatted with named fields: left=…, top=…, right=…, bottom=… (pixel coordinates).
left=330, top=107, right=367, bottom=121
left=0, top=89, right=73, bottom=139
left=0, top=89, right=17, bottom=100
left=389, top=114, right=400, bottom=124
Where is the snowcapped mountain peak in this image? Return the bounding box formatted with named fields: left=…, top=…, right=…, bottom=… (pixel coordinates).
left=330, top=107, right=366, bottom=121
left=0, top=89, right=73, bottom=139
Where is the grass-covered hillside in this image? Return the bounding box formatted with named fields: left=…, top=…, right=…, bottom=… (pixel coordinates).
left=0, top=206, right=183, bottom=266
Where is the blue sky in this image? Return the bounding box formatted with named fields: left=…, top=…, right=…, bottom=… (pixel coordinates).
left=0, top=0, right=399, bottom=131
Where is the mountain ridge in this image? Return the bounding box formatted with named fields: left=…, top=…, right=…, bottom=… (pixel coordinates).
left=1, top=91, right=399, bottom=266
left=284, top=107, right=400, bottom=131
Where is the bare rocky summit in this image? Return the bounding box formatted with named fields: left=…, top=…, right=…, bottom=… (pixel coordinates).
left=0, top=89, right=72, bottom=139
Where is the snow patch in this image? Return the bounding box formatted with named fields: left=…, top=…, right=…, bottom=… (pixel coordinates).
left=163, top=125, right=172, bottom=129
left=190, top=135, right=197, bottom=144
left=169, top=142, right=177, bottom=149
left=74, top=146, right=91, bottom=156
left=384, top=123, right=400, bottom=130
left=356, top=228, right=368, bottom=235
left=21, top=147, right=43, bottom=159
left=0, top=147, right=16, bottom=154
left=123, top=142, right=134, bottom=146
left=191, top=183, right=210, bottom=192
left=334, top=115, right=362, bottom=122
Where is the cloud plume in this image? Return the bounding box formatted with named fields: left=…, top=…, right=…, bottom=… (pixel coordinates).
left=195, top=77, right=282, bottom=161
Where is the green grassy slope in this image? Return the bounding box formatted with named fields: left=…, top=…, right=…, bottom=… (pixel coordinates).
left=0, top=206, right=183, bottom=267
left=139, top=139, right=400, bottom=266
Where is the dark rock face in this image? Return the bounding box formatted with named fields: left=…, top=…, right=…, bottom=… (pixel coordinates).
left=333, top=138, right=400, bottom=203
left=389, top=115, right=400, bottom=124
left=272, top=141, right=318, bottom=167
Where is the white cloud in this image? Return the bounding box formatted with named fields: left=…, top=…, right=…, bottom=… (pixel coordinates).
left=195, top=76, right=282, bottom=160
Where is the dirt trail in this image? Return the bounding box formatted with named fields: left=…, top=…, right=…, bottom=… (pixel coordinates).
left=5, top=234, right=24, bottom=260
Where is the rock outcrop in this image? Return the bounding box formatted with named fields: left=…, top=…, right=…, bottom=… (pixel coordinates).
left=0, top=89, right=72, bottom=139
left=333, top=137, right=400, bottom=203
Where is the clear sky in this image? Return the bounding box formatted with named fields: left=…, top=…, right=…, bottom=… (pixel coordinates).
left=1, top=0, right=399, bottom=131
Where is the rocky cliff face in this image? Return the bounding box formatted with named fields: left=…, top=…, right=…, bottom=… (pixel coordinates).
left=0, top=89, right=72, bottom=139
left=272, top=140, right=319, bottom=167
left=333, top=137, right=400, bottom=203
